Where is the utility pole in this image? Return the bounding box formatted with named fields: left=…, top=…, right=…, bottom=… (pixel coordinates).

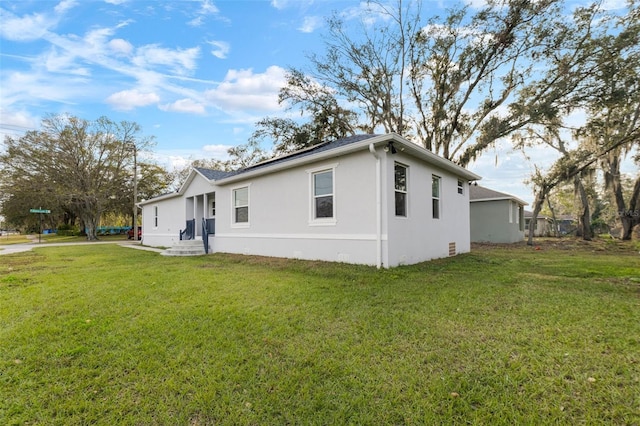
left=132, top=143, right=138, bottom=242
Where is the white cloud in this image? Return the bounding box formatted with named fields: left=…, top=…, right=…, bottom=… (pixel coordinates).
left=207, top=40, right=230, bottom=59
left=188, top=16, right=205, bottom=27
left=203, top=144, right=232, bottom=158
left=340, top=2, right=393, bottom=26
left=106, top=89, right=160, bottom=110
left=188, top=0, right=221, bottom=27
left=467, top=137, right=565, bottom=206
left=270, top=0, right=314, bottom=10
left=1, top=67, right=92, bottom=107
left=132, top=45, right=200, bottom=75
left=298, top=16, right=322, bottom=33
left=54, top=0, right=78, bottom=14
left=0, top=0, right=79, bottom=42
left=152, top=145, right=232, bottom=172
left=0, top=108, right=40, bottom=145
left=199, top=0, right=219, bottom=14
left=270, top=0, right=290, bottom=10
left=108, top=38, right=134, bottom=56
left=41, top=44, right=89, bottom=76
left=0, top=9, right=52, bottom=41
left=159, top=98, right=206, bottom=114
left=204, top=66, right=287, bottom=112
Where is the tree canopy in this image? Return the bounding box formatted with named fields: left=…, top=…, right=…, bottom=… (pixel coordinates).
left=249, top=0, right=569, bottom=168
left=247, top=0, right=638, bottom=240
left=0, top=114, right=163, bottom=239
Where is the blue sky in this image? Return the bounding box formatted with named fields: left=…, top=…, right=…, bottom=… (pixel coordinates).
left=0, top=0, right=635, bottom=206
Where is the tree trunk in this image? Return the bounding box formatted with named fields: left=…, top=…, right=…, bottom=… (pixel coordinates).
left=547, top=198, right=559, bottom=237
left=575, top=176, right=592, bottom=240
left=619, top=176, right=640, bottom=240
left=83, top=214, right=99, bottom=241
left=606, top=156, right=640, bottom=240
left=527, top=189, right=547, bottom=246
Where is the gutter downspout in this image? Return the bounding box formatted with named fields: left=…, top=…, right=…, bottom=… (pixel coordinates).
left=369, top=143, right=382, bottom=268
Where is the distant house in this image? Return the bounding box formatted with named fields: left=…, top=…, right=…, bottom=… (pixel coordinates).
left=469, top=185, right=527, bottom=243
left=555, top=215, right=576, bottom=235
left=139, top=133, right=481, bottom=268
left=524, top=211, right=552, bottom=237
left=524, top=211, right=575, bottom=237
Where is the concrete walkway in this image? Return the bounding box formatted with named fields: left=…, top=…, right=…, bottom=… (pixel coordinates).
left=0, top=240, right=164, bottom=256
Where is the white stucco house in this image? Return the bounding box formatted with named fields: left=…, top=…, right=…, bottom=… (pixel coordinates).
left=139, top=133, right=481, bottom=268
left=469, top=185, right=527, bottom=243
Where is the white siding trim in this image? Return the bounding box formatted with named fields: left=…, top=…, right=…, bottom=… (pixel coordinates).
left=215, top=233, right=387, bottom=241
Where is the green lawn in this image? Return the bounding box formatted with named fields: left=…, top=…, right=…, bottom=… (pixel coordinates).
left=0, top=234, right=31, bottom=245
left=0, top=233, right=128, bottom=246
left=1, top=240, right=639, bottom=425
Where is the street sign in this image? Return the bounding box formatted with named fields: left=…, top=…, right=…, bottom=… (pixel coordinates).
left=29, top=209, right=51, bottom=243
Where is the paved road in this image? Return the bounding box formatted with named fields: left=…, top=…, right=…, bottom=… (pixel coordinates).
left=0, top=240, right=164, bottom=256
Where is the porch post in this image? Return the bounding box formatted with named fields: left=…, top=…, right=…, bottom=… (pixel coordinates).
left=193, top=197, right=197, bottom=226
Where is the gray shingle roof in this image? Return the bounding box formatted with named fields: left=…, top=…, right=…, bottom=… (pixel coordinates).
left=470, top=185, right=525, bottom=204
left=195, top=168, right=234, bottom=180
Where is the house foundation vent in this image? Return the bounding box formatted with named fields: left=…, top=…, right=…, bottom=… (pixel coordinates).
left=448, top=242, right=456, bottom=256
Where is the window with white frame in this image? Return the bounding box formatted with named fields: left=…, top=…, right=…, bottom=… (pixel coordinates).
left=395, top=163, right=408, bottom=217
left=210, top=193, right=216, bottom=217
left=233, top=186, right=249, bottom=224
left=313, top=169, right=334, bottom=219
left=154, top=206, right=158, bottom=227
left=457, top=179, right=464, bottom=195
left=432, top=175, right=441, bottom=219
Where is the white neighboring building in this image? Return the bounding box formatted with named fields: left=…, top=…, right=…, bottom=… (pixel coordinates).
left=139, top=134, right=481, bottom=268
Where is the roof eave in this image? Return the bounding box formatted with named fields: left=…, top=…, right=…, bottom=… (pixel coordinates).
left=138, top=191, right=181, bottom=206
left=471, top=196, right=528, bottom=205
left=388, top=134, right=481, bottom=181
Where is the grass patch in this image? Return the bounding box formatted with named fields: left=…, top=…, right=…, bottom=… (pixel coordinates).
left=0, top=234, right=128, bottom=247
left=1, top=240, right=639, bottom=424
left=0, top=234, right=31, bottom=245
left=39, top=234, right=128, bottom=244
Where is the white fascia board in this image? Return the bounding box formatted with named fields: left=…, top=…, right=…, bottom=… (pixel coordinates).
left=215, top=133, right=481, bottom=185
left=138, top=191, right=181, bottom=206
